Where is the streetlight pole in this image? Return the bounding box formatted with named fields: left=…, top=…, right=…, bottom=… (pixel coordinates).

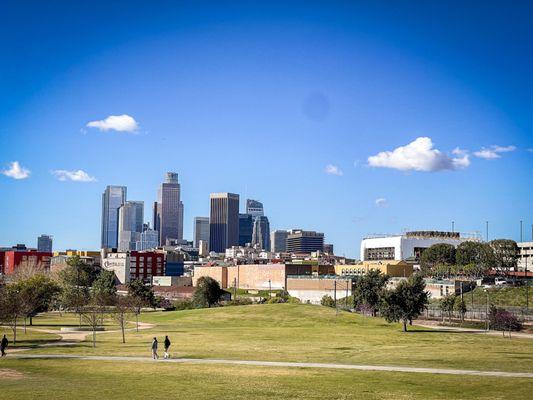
left=452, top=221, right=455, bottom=233
left=520, top=220, right=523, bottom=242
left=485, top=290, right=490, bottom=332
left=485, top=221, right=489, bottom=242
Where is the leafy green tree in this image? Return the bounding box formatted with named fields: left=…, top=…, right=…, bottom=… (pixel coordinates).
left=454, top=297, right=467, bottom=323
left=420, top=243, right=456, bottom=274
left=353, top=270, right=389, bottom=316
left=320, top=294, right=335, bottom=308
left=439, top=295, right=456, bottom=323
left=127, top=279, right=156, bottom=331
left=192, top=276, right=223, bottom=308
left=490, top=239, right=519, bottom=275
left=456, top=241, right=493, bottom=271
left=92, top=270, right=117, bottom=306
left=380, top=274, right=429, bottom=332
left=0, top=285, right=24, bottom=343
left=14, top=274, right=60, bottom=328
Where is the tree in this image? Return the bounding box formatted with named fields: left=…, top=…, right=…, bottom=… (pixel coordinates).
left=192, top=276, right=223, bottom=308
left=439, top=295, right=456, bottom=323
left=321, top=294, right=335, bottom=308
left=456, top=242, right=493, bottom=272
left=490, top=239, right=519, bottom=276
left=14, top=274, right=60, bottom=328
left=420, top=243, right=456, bottom=274
left=0, top=285, right=24, bottom=343
left=489, top=306, right=522, bottom=337
left=454, top=297, right=467, bottom=323
left=112, top=295, right=134, bottom=344
left=81, top=297, right=108, bottom=348
left=127, top=279, right=156, bottom=331
left=92, top=270, right=117, bottom=306
left=352, top=270, right=389, bottom=316
left=380, top=274, right=429, bottom=332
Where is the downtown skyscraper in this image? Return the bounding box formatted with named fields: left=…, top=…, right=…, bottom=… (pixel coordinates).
left=209, top=193, right=239, bottom=253
left=118, top=201, right=144, bottom=251
left=154, top=172, right=184, bottom=246
left=193, top=217, right=210, bottom=248
left=101, top=185, right=127, bottom=249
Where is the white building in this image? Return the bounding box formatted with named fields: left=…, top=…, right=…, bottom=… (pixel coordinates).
left=136, top=229, right=159, bottom=251
left=101, top=252, right=130, bottom=284
left=518, top=242, right=533, bottom=272
left=360, top=231, right=476, bottom=262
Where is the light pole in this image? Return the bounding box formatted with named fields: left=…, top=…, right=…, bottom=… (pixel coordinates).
left=520, top=220, right=523, bottom=242
left=485, top=221, right=489, bottom=242
left=485, top=289, right=490, bottom=332
left=452, top=221, right=455, bottom=233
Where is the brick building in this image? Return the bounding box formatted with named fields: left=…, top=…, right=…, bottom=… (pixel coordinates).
left=3, top=249, right=52, bottom=275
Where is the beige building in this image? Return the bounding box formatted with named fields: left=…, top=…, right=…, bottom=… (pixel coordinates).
left=287, top=276, right=354, bottom=304
left=335, top=260, right=412, bottom=278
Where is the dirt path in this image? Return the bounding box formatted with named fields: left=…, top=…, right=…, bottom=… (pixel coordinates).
left=9, top=354, right=533, bottom=379
left=413, top=320, right=533, bottom=339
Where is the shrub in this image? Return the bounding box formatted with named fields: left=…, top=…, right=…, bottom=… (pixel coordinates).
left=227, top=297, right=253, bottom=306
left=321, top=295, right=335, bottom=308
left=173, top=299, right=195, bottom=310
left=489, top=306, right=522, bottom=336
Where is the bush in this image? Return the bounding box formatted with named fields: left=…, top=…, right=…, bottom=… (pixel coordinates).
left=227, top=297, right=253, bottom=306
left=321, top=295, right=335, bottom=308
left=287, top=296, right=301, bottom=304
left=173, top=299, right=195, bottom=310
left=267, top=296, right=286, bottom=304
left=155, top=296, right=175, bottom=310
left=489, top=306, right=522, bottom=335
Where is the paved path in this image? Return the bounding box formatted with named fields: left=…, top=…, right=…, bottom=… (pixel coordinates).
left=413, top=320, right=533, bottom=339
left=9, top=354, right=533, bottom=379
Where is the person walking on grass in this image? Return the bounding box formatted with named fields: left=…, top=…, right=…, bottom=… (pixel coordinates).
left=1, top=334, right=8, bottom=357
left=151, top=337, right=159, bottom=360
left=163, top=335, right=171, bottom=359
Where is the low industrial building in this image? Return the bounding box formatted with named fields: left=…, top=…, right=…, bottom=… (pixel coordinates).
left=1, top=244, right=52, bottom=275
left=335, top=260, right=413, bottom=278
left=360, top=231, right=475, bottom=262
left=286, top=276, right=354, bottom=304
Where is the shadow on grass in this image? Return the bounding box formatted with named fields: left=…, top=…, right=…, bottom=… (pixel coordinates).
left=407, top=329, right=481, bottom=334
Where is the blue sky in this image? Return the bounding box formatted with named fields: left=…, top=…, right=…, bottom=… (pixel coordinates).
left=1, top=1, right=532, bottom=257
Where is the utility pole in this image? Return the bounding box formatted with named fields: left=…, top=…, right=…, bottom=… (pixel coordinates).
left=452, top=221, right=455, bottom=233
left=233, top=277, right=237, bottom=301
left=334, top=280, right=337, bottom=308
left=268, top=279, right=271, bottom=298
left=485, top=221, right=489, bottom=242
left=345, top=280, right=349, bottom=307
left=520, top=220, right=523, bottom=242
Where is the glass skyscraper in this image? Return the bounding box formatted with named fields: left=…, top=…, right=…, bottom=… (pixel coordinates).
left=252, top=216, right=271, bottom=251
left=118, top=201, right=144, bottom=251
left=209, top=193, right=239, bottom=253
left=101, top=185, right=127, bottom=249
left=156, top=172, right=183, bottom=246
left=193, top=217, right=210, bottom=248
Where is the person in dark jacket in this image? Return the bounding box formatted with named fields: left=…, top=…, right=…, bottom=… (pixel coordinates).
left=1, top=334, right=8, bottom=357
left=163, top=335, right=171, bottom=359
left=151, top=337, right=159, bottom=360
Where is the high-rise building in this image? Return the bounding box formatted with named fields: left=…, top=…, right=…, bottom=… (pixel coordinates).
left=37, top=234, right=53, bottom=252
left=324, top=243, right=334, bottom=254
left=157, top=172, right=183, bottom=246
left=209, top=193, right=239, bottom=253
left=246, top=199, right=264, bottom=219
left=136, top=228, right=159, bottom=251
left=252, top=216, right=270, bottom=251
left=118, top=201, right=144, bottom=251
left=193, top=217, right=210, bottom=248
left=238, top=213, right=253, bottom=246
left=101, top=185, right=127, bottom=249
left=270, top=230, right=289, bottom=253
left=286, top=230, right=324, bottom=254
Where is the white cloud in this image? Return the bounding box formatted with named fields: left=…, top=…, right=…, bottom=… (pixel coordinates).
left=473, top=145, right=516, bottom=159
left=367, top=137, right=470, bottom=172
left=52, top=169, right=97, bottom=182
left=325, top=164, right=343, bottom=176
left=86, top=114, right=139, bottom=133
left=2, top=161, right=30, bottom=180
left=375, top=198, right=388, bottom=207
left=527, top=148, right=533, bottom=154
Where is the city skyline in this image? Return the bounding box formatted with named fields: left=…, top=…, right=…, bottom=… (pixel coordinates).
left=1, top=2, right=532, bottom=257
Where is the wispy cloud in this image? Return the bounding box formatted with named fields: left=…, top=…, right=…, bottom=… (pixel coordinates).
left=325, top=164, right=343, bottom=176
left=52, top=169, right=97, bottom=182
left=473, top=145, right=516, bottom=159
left=375, top=198, right=388, bottom=207
left=2, top=161, right=30, bottom=180
left=86, top=114, right=139, bottom=133
left=368, top=137, right=470, bottom=172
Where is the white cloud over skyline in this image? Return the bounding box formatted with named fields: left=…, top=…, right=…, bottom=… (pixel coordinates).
left=52, top=169, right=97, bottom=182
left=367, top=137, right=470, bottom=172
left=325, top=164, right=343, bottom=176
left=375, top=198, right=388, bottom=207
left=473, top=145, right=516, bottom=159
left=2, top=161, right=30, bottom=180
left=86, top=114, right=139, bottom=133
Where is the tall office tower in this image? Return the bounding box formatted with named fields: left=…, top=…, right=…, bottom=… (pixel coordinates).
left=157, top=172, right=183, bottom=245
left=270, top=230, right=289, bottom=253
left=101, top=185, right=127, bottom=249
left=178, top=201, right=184, bottom=241
left=37, top=234, right=53, bottom=252
left=193, top=217, right=210, bottom=248
left=209, top=193, right=240, bottom=253
left=238, top=213, right=253, bottom=246
left=136, top=228, right=159, bottom=251
left=286, top=230, right=324, bottom=254
left=246, top=199, right=264, bottom=219
left=152, top=201, right=160, bottom=241
left=118, top=201, right=144, bottom=251
left=252, top=216, right=271, bottom=251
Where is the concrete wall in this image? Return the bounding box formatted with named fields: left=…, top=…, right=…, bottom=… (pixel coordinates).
left=287, top=277, right=353, bottom=304
left=192, top=266, right=228, bottom=288
left=227, top=264, right=286, bottom=290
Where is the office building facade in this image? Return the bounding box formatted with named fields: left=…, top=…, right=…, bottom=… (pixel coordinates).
left=156, top=172, right=183, bottom=246
left=101, top=185, right=127, bottom=249
left=271, top=230, right=289, bottom=253
left=193, top=217, right=210, bottom=248
left=118, top=201, right=144, bottom=251
left=209, top=193, right=239, bottom=253
left=286, top=230, right=324, bottom=254
left=238, top=213, right=253, bottom=246
left=246, top=199, right=264, bottom=219
left=37, top=234, right=53, bottom=252
left=252, top=216, right=271, bottom=251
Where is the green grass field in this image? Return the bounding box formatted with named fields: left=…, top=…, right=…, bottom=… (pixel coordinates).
left=1, top=303, right=532, bottom=399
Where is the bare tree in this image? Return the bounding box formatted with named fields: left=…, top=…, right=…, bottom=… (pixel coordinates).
left=112, top=295, right=134, bottom=344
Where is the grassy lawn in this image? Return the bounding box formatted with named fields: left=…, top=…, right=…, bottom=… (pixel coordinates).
left=0, top=326, right=61, bottom=349
left=24, top=303, right=533, bottom=373
left=1, top=358, right=532, bottom=400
